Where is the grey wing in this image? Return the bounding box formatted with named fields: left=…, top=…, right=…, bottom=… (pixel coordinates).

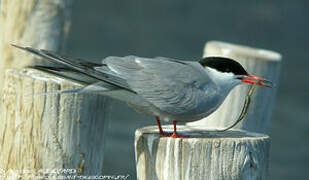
left=13, top=44, right=213, bottom=116
left=101, top=56, right=212, bottom=115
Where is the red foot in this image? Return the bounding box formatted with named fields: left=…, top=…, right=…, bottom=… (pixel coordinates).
left=169, top=120, right=189, bottom=138
left=155, top=118, right=189, bottom=138
left=170, top=132, right=189, bottom=138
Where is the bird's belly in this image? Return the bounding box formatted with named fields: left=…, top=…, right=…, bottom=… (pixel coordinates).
left=161, top=94, right=225, bottom=122
left=123, top=87, right=227, bottom=123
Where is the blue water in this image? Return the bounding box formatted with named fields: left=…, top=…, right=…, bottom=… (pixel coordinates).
left=67, top=1, right=309, bottom=179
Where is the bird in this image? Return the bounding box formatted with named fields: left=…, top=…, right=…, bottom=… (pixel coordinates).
left=12, top=45, right=272, bottom=138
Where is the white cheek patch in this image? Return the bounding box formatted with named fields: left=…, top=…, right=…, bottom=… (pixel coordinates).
left=206, top=67, right=234, bottom=81
left=205, top=67, right=241, bottom=90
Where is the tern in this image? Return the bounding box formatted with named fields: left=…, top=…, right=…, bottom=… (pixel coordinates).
left=13, top=45, right=272, bottom=138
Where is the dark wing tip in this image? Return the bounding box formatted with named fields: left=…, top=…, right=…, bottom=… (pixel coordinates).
left=27, top=65, right=52, bottom=71
left=11, top=44, right=26, bottom=50
left=11, top=44, right=42, bottom=55
left=27, top=65, right=77, bottom=72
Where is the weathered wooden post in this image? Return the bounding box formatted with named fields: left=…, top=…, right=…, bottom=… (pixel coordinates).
left=0, top=1, right=114, bottom=178
left=187, top=41, right=282, bottom=133
left=135, top=126, right=270, bottom=180
left=0, top=68, right=111, bottom=178
left=0, top=0, right=114, bottom=178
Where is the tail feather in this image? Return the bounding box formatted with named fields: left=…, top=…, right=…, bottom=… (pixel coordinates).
left=29, top=65, right=98, bottom=85
left=12, top=44, right=135, bottom=93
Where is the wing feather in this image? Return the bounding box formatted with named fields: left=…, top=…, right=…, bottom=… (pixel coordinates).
left=104, top=56, right=212, bottom=115
left=14, top=44, right=214, bottom=116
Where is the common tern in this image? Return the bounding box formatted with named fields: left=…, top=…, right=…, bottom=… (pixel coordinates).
left=13, top=45, right=272, bottom=138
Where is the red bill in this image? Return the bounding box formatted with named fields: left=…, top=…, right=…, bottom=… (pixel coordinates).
left=238, top=74, right=273, bottom=88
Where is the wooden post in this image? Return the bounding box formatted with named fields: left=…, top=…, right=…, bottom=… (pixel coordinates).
left=0, top=69, right=111, bottom=178
left=0, top=0, right=73, bottom=96
left=135, top=126, right=270, bottom=180
left=187, top=41, right=282, bottom=133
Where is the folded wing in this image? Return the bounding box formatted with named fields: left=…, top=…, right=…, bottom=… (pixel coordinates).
left=101, top=56, right=212, bottom=115
left=13, top=45, right=213, bottom=116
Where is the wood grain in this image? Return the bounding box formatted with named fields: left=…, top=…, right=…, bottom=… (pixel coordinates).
left=0, top=68, right=111, bottom=179
left=135, top=126, right=270, bottom=180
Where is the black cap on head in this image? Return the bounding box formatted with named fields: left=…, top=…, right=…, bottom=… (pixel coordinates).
left=199, top=57, right=248, bottom=75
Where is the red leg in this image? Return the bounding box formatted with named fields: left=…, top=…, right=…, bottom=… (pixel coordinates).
left=170, top=121, right=188, bottom=138
left=155, top=117, right=171, bottom=136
